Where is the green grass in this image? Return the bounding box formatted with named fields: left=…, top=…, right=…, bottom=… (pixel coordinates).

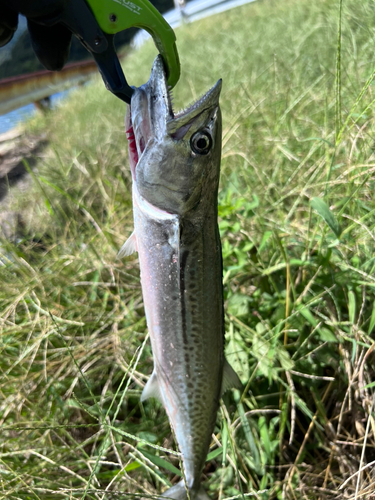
left=1, top=0, right=375, bottom=498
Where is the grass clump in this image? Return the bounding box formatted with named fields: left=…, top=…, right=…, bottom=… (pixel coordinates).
left=1, top=0, right=375, bottom=498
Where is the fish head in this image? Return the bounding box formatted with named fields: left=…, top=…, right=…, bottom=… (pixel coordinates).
left=126, top=55, right=222, bottom=215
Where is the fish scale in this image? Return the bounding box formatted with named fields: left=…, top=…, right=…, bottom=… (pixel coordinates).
left=134, top=182, right=223, bottom=491
left=119, top=56, right=241, bottom=500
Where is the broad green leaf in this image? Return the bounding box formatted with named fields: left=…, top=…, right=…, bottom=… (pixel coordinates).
left=226, top=336, right=249, bottom=382
left=244, top=194, right=259, bottom=212
left=259, top=416, right=271, bottom=459
left=348, top=290, right=356, bottom=324
left=298, top=306, right=337, bottom=342
left=206, top=448, right=223, bottom=461
left=234, top=392, right=262, bottom=474
left=66, top=398, right=81, bottom=409
left=125, top=462, right=141, bottom=472
left=138, top=431, right=158, bottom=444
left=260, top=474, right=269, bottom=490
left=277, top=347, right=294, bottom=371
left=138, top=448, right=182, bottom=477
left=66, top=398, right=101, bottom=416
left=227, top=294, right=251, bottom=318
left=310, top=197, right=341, bottom=238
left=298, top=306, right=317, bottom=327
left=318, top=328, right=338, bottom=343
left=259, top=231, right=272, bottom=253
left=256, top=322, right=268, bottom=335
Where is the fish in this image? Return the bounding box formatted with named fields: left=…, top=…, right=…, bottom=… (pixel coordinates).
left=119, top=55, right=240, bottom=500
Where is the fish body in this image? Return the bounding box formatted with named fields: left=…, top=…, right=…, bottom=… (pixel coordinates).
left=120, top=56, right=239, bottom=500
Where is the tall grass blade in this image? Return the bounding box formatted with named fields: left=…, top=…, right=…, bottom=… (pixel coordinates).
left=310, top=197, right=341, bottom=238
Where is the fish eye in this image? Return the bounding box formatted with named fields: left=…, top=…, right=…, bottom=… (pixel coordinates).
left=190, top=131, right=212, bottom=155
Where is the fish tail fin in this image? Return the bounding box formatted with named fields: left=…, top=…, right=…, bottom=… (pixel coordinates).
left=196, top=487, right=211, bottom=500
left=161, top=481, right=211, bottom=500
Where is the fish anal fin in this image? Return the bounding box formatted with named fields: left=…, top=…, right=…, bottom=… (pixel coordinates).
left=221, top=358, right=242, bottom=396
left=141, top=370, right=162, bottom=403
left=117, top=231, right=137, bottom=259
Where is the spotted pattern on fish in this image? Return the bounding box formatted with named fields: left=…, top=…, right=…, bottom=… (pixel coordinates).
left=121, top=56, right=240, bottom=500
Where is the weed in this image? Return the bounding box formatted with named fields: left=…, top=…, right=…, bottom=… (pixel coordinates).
left=1, top=0, right=375, bottom=498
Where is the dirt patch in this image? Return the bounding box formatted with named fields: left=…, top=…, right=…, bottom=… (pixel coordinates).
left=0, top=127, right=48, bottom=240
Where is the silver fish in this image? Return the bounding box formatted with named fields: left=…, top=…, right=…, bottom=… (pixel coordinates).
left=119, top=56, right=240, bottom=500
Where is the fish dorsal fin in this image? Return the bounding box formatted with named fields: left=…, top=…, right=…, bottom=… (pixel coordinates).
left=141, top=370, right=162, bottom=403
left=221, top=358, right=242, bottom=396
left=117, top=231, right=137, bottom=259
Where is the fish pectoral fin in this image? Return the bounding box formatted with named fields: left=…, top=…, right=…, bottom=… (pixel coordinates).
left=141, top=370, right=162, bottom=403
left=117, top=231, right=138, bottom=259
left=221, top=358, right=242, bottom=396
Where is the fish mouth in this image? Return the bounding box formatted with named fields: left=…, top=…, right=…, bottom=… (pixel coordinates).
left=125, top=55, right=222, bottom=180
